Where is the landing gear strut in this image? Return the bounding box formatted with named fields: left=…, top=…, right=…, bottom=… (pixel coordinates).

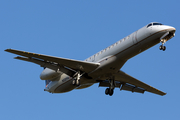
left=105, top=79, right=115, bottom=96
left=72, top=78, right=80, bottom=86
left=159, top=40, right=166, bottom=51
left=72, top=71, right=84, bottom=86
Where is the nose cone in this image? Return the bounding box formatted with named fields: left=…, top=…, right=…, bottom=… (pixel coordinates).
left=166, top=25, right=176, bottom=38
left=160, top=25, right=176, bottom=41
left=152, top=24, right=176, bottom=38
left=161, top=25, right=176, bottom=34
left=150, top=23, right=176, bottom=35
left=170, top=26, right=176, bottom=35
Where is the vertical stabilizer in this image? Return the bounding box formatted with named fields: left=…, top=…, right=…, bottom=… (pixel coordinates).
left=45, top=80, right=51, bottom=87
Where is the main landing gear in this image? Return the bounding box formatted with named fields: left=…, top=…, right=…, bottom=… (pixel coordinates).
left=105, top=79, right=115, bottom=96
left=72, top=71, right=84, bottom=86
left=105, top=88, right=114, bottom=96
left=72, top=78, right=80, bottom=86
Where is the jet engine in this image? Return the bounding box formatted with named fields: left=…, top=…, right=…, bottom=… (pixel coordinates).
left=40, top=68, right=62, bottom=80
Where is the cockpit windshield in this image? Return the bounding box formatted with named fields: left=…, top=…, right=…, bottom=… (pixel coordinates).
left=153, top=23, right=163, bottom=25
left=147, top=22, right=163, bottom=28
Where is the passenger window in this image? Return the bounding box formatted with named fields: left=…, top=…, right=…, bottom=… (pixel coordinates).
left=127, top=36, right=129, bottom=39
left=114, top=43, right=117, bottom=46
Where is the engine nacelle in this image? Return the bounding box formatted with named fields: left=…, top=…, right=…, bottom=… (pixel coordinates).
left=40, top=68, right=62, bottom=80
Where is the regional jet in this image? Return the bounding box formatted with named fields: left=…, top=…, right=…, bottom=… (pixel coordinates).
left=5, top=22, right=176, bottom=96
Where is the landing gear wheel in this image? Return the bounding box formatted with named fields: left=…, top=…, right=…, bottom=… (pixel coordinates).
left=105, top=88, right=114, bottom=96
left=109, top=89, right=114, bottom=96
left=159, top=45, right=166, bottom=51
left=105, top=88, right=109, bottom=95
left=72, top=79, right=76, bottom=85
left=162, top=46, right=166, bottom=51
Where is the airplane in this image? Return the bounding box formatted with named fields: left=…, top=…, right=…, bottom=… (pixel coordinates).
left=5, top=22, right=176, bottom=96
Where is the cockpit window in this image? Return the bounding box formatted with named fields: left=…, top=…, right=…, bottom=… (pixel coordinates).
left=153, top=23, right=163, bottom=25
left=147, top=23, right=152, bottom=28
left=147, top=22, right=163, bottom=28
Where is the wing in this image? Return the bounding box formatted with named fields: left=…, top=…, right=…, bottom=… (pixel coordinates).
left=99, top=70, right=166, bottom=96
left=5, top=49, right=100, bottom=73
left=116, top=71, right=166, bottom=95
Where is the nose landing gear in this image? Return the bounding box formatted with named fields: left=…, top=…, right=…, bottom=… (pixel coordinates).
left=159, top=38, right=167, bottom=51
left=159, top=32, right=169, bottom=51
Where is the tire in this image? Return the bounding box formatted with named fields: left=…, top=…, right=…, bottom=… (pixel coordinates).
left=109, top=89, right=114, bottom=96
left=163, top=46, right=166, bottom=51
left=105, top=88, right=109, bottom=95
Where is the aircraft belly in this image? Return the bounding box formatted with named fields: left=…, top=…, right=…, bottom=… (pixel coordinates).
left=75, top=84, right=94, bottom=89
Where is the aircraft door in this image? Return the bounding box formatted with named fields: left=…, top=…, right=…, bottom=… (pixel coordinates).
left=132, top=31, right=138, bottom=44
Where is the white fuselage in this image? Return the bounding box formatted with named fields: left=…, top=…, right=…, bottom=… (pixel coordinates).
left=42, top=23, right=176, bottom=93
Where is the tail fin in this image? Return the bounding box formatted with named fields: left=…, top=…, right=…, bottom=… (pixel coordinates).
left=45, top=80, right=51, bottom=87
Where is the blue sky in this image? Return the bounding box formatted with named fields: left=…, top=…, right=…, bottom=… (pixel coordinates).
left=1, top=0, right=180, bottom=120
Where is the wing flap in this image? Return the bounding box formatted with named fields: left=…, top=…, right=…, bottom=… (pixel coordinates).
left=98, top=80, right=145, bottom=94
left=5, top=49, right=100, bottom=73
left=120, top=83, right=145, bottom=94
left=14, top=56, right=75, bottom=77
